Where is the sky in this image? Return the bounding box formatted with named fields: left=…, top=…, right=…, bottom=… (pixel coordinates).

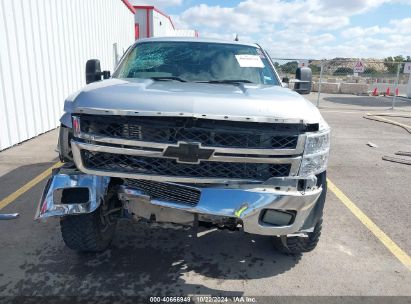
left=131, top=0, right=411, bottom=59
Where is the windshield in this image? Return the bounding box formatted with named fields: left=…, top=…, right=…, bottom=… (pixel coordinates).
left=115, top=41, right=279, bottom=85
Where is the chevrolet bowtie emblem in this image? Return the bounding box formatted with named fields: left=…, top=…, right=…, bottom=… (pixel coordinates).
left=163, top=142, right=214, bottom=164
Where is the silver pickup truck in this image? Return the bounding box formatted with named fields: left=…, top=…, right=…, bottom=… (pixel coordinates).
left=36, top=37, right=330, bottom=255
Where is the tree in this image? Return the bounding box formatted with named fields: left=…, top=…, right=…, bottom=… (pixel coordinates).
left=279, top=61, right=298, bottom=74
left=384, top=55, right=406, bottom=74
left=364, top=67, right=378, bottom=75
left=333, top=67, right=353, bottom=76
left=309, top=64, right=320, bottom=75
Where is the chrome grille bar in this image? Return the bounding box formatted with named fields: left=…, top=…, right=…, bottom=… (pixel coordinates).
left=72, top=141, right=301, bottom=183
left=77, top=132, right=306, bottom=156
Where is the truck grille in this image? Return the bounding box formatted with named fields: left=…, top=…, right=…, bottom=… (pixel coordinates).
left=79, top=115, right=300, bottom=149
left=81, top=150, right=291, bottom=180
left=125, top=179, right=201, bottom=205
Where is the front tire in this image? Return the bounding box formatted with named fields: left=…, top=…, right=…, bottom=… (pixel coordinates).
left=273, top=219, right=322, bottom=254
left=60, top=189, right=118, bottom=252
left=58, top=125, right=73, bottom=163
left=273, top=172, right=326, bottom=255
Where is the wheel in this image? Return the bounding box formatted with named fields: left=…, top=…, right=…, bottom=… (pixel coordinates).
left=60, top=188, right=118, bottom=252
left=273, top=219, right=322, bottom=255
left=273, top=172, right=326, bottom=255
left=58, top=125, right=73, bottom=163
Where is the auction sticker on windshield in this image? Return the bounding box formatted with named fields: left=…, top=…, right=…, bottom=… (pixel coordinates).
left=235, top=54, right=265, bottom=68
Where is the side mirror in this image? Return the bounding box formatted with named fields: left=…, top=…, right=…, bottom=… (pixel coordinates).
left=282, top=77, right=289, bottom=83
left=85, top=59, right=111, bottom=84
left=294, top=67, right=312, bottom=94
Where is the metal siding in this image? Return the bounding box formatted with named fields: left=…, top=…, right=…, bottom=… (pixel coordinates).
left=135, top=10, right=148, bottom=38
left=0, top=52, right=10, bottom=148
left=37, top=0, right=53, bottom=130
left=0, top=2, right=12, bottom=148
left=152, top=10, right=174, bottom=37
left=0, top=0, right=134, bottom=150
left=1, top=0, right=21, bottom=144
left=27, top=0, right=45, bottom=134
left=12, top=1, right=32, bottom=138
left=20, top=0, right=38, bottom=136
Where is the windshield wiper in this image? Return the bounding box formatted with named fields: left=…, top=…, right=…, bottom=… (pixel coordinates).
left=150, top=76, right=187, bottom=82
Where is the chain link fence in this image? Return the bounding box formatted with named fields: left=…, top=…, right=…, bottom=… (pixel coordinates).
left=271, top=58, right=411, bottom=109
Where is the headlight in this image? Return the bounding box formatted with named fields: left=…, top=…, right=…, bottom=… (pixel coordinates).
left=299, top=153, right=329, bottom=177
left=305, top=130, right=330, bottom=155
left=299, top=129, right=330, bottom=177
left=72, top=116, right=81, bottom=136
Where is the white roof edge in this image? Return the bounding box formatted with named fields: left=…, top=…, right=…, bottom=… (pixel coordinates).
left=133, top=36, right=259, bottom=47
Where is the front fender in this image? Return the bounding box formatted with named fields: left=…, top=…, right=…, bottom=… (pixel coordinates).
left=35, top=169, right=110, bottom=220
left=60, top=112, right=72, bottom=128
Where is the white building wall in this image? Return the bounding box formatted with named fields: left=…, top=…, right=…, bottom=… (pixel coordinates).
left=134, top=6, right=197, bottom=39
left=152, top=10, right=174, bottom=37
left=0, top=0, right=134, bottom=150
left=174, top=29, right=198, bottom=37
left=135, top=9, right=149, bottom=39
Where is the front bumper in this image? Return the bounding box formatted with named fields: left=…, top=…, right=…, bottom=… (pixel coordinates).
left=35, top=171, right=110, bottom=220
left=36, top=170, right=322, bottom=236
left=120, top=182, right=321, bottom=236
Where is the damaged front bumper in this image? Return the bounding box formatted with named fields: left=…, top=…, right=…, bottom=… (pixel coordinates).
left=35, top=170, right=110, bottom=219
left=119, top=180, right=322, bottom=235
left=36, top=170, right=323, bottom=236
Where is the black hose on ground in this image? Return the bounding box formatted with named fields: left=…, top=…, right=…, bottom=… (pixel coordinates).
left=363, top=113, right=411, bottom=165
left=363, top=113, right=411, bottom=134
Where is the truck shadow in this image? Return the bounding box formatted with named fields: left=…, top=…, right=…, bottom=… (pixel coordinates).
left=12, top=220, right=301, bottom=296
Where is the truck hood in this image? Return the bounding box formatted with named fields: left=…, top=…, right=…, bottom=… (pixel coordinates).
left=63, top=78, right=326, bottom=128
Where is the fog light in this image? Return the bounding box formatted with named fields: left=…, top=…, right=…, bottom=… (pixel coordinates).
left=261, top=210, right=295, bottom=226
left=53, top=187, right=89, bottom=204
